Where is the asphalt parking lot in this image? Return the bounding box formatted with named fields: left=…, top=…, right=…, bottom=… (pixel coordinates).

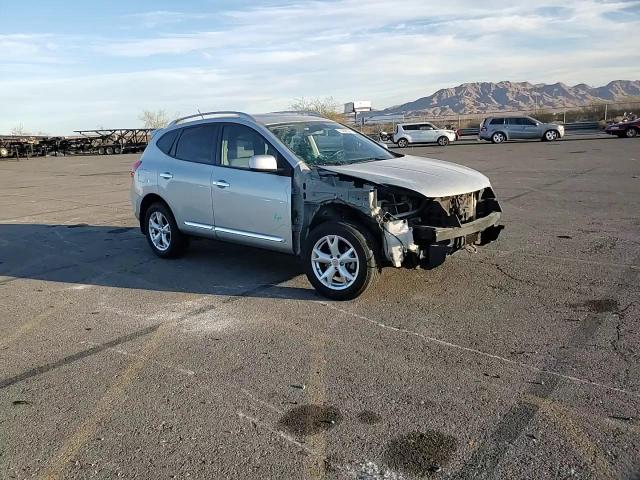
left=1, top=135, right=639, bottom=480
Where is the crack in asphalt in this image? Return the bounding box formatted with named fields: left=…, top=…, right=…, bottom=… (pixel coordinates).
left=455, top=259, right=640, bottom=479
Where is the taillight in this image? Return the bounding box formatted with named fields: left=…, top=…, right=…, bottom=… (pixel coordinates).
left=130, top=160, right=142, bottom=177
left=480, top=126, right=487, bottom=132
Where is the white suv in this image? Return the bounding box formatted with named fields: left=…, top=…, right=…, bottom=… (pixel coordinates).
left=393, top=122, right=457, bottom=148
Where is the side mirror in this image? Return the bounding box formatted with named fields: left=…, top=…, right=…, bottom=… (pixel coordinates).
left=249, top=154, right=278, bottom=171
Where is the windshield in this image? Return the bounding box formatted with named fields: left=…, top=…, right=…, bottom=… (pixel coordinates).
left=266, top=120, right=396, bottom=166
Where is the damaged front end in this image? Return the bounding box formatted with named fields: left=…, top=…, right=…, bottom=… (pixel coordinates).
left=295, top=167, right=503, bottom=270
left=378, top=186, right=503, bottom=268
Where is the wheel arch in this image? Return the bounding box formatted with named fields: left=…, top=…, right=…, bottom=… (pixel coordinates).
left=304, top=201, right=382, bottom=258
left=543, top=128, right=560, bottom=140
left=139, top=193, right=173, bottom=233
left=493, top=130, right=508, bottom=140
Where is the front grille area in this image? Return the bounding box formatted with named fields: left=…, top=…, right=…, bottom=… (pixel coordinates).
left=449, top=192, right=478, bottom=223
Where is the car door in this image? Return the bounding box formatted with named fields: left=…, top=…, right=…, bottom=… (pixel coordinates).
left=156, top=124, right=218, bottom=236
left=521, top=117, right=541, bottom=138
left=210, top=123, right=293, bottom=253
left=419, top=123, right=438, bottom=143
left=506, top=117, right=525, bottom=139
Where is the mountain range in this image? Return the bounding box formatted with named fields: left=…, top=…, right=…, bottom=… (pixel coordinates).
left=382, top=80, right=640, bottom=115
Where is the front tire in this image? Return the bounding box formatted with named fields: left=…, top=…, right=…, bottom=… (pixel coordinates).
left=543, top=130, right=558, bottom=141
left=437, top=136, right=450, bottom=146
left=491, top=132, right=506, bottom=144
left=303, top=221, right=379, bottom=300
left=144, top=202, right=188, bottom=258
left=625, top=128, right=638, bottom=138
left=397, top=138, right=408, bottom=148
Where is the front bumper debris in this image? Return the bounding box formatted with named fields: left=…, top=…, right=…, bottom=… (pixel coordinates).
left=412, top=211, right=501, bottom=243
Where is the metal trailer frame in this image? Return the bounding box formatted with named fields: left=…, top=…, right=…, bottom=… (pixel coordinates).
left=73, top=129, right=154, bottom=155
left=0, top=135, right=52, bottom=159
left=1, top=129, right=154, bottom=158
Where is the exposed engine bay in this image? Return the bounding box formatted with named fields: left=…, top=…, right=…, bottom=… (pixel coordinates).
left=297, top=169, right=503, bottom=269
left=376, top=184, right=503, bottom=268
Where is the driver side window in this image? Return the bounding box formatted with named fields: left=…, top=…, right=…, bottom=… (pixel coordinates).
left=220, top=124, right=290, bottom=174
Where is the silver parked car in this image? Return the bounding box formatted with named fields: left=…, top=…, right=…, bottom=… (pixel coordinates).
left=131, top=111, right=503, bottom=300
left=479, top=116, right=565, bottom=143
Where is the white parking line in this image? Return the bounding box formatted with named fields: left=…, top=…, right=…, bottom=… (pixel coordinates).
left=318, top=301, right=640, bottom=399
left=236, top=410, right=318, bottom=455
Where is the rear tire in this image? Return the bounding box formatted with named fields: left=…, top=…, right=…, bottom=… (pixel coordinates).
left=303, top=221, right=379, bottom=300
left=625, top=128, right=638, bottom=138
left=437, top=136, right=450, bottom=146
left=491, top=132, right=506, bottom=144
left=144, top=202, right=188, bottom=258
left=397, top=138, right=408, bottom=148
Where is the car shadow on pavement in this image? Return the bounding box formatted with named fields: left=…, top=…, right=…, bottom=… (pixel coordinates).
left=0, top=223, right=318, bottom=301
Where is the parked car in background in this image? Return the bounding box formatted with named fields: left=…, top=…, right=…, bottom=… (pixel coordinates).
left=479, top=116, right=565, bottom=143
left=393, top=122, right=457, bottom=147
left=605, top=118, right=639, bottom=138
left=131, top=111, right=503, bottom=300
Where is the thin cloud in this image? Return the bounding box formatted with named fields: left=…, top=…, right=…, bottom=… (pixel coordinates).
left=0, top=0, right=638, bottom=134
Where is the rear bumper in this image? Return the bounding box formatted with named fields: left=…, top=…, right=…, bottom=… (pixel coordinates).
left=131, top=187, right=142, bottom=220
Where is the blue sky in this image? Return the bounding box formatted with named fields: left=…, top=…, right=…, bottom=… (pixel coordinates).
left=1, top=0, right=639, bottom=134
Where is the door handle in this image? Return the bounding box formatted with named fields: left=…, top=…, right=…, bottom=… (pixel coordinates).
left=213, top=180, right=230, bottom=189
left=160, top=172, right=173, bottom=180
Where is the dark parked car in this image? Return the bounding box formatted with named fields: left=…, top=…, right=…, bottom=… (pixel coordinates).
left=605, top=119, right=639, bottom=138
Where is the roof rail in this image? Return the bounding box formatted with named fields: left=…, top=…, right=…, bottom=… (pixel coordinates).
left=169, top=111, right=256, bottom=126
left=269, top=110, right=324, bottom=117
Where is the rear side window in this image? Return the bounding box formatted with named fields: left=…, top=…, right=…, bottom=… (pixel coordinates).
left=156, top=129, right=179, bottom=154
left=490, top=118, right=505, bottom=125
left=507, top=118, right=524, bottom=125
left=402, top=125, right=418, bottom=131
left=174, top=125, right=218, bottom=164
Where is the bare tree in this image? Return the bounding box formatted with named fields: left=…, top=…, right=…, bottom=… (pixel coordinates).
left=10, top=123, right=27, bottom=136
left=289, top=97, right=342, bottom=121
left=139, top=109, right=169, bottom=129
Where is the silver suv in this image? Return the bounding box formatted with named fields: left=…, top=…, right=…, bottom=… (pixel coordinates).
left=479, top=116, right=564, bottom=143
left=131, top=111, right=503, bottom=300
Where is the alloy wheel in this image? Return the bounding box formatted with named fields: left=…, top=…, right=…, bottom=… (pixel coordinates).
left=148, top=211, right=172, bottom=251
left=311, top=235, right=360, bottom=290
